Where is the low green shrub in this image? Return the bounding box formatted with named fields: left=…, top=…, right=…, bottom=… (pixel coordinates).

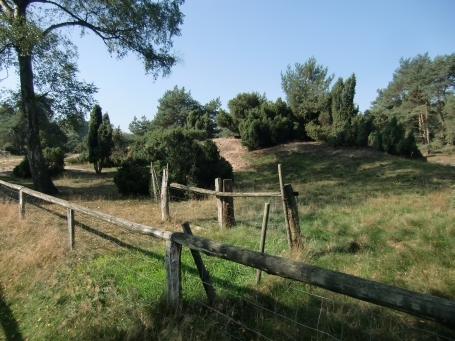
left=13, top=157, right=32, bottom=178
left=113, top=159, right=150, bottom=195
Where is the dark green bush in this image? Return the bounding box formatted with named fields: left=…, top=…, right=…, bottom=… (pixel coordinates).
left=43, top=147, right=65, bottom=176
left=66, top=152, right=89, bottom=165
left=13, top=147, right=65, bottom=178
left=13, top=157, right=31, bottom=178
left=377, top=117, right=425, bottom=160
left=125, top=127, right=233, bottom=192
left=113, top=159, right=150, bottom=195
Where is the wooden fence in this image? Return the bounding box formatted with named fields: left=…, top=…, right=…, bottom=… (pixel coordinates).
left=165, top=164, right=302, bottom=249
left=0, top=178, right=454, bottom=329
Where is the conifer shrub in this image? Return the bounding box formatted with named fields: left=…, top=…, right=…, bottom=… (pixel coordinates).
left=375, top=117, right=425, bottom=160
left=43, top=147, right=65, bottom=176
left=113, top=158, right=150, bottom=195
left=13, top=157, right=31, bottom=178
left=13, top=147, right=65, bottom=178
left=115, top=127, right=233, bottom=196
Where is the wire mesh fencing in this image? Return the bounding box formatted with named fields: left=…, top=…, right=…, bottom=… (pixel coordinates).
left=179, top=254, right=455, bottom=341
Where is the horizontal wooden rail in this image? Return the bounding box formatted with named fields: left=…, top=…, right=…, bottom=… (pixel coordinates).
left=0, top=180, right=172, bottom=241
left=169, top=183, right=281, bottom=197
left=171, top=232, right=455, bottom=329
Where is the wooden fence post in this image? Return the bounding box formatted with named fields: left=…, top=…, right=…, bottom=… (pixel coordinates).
left=161, top=168, right=170, bottom=221
left=165, top=239, right=182, bottom=311
left=18, top=189, right=25, bottom=219
left=283, top=183, right=302, bottom=250
left=256, top=203, right=270, bottom=284
left=67, top=208, right=75, bottom=251
left=278, top=164, right=292, bottom=248
left=215, top=178, right=223, bottom=228
left=182, top=222, right=217, bottom=305
left=222, top=179, right=235, bottom=227
left=150, top=162, right=159, bottom=203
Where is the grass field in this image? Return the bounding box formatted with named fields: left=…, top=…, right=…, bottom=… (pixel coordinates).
left=0, top=142, right=454, bottom=340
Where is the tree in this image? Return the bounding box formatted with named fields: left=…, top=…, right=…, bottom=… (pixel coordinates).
left=88, top=105, right=112, bottom=174
left=0, top=0, right=184, bottom=194
left=332, top=74, right=358, bottom=133
left=152, top=86, right=201, bottom=129
left=128, top=116, right=154, bottom=137
left=281, top=57, right=334, bottom=125
left=370, top=53, right=455, bottom=146
left=216, top=92, right=266, bottom=135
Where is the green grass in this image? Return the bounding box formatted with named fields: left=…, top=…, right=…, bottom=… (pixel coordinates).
left=1, top=143, right=455, bottom=340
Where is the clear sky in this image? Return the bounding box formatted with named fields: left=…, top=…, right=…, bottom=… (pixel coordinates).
left=1, top=1, right=454, bottom=132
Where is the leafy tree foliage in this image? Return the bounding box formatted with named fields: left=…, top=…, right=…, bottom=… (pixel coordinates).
left=370, top=53, right=455, bottom=147
left=0, top=103, right=26, bottom=154
left=88, top=105, right=113, bottom=174
left=0, top=0, right=184, bottom=194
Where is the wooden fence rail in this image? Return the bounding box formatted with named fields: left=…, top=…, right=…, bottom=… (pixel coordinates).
left=0, top=179, right=454, bottom=329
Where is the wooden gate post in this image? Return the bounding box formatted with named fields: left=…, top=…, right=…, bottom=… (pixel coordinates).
left=215, top=178, right=223, bottom=228
left=283, top=183, right=302, bottom=250
left=165, top=239, right=182, bottom=311
left=278, top=164, right=292, bottom=248
left=222, top=179, right=236, bottom=227
left=19, top=189, right=25, bottom=219
left=161, top=168, right=170, bottom=221
left=67, top=208, right=75, bottom=251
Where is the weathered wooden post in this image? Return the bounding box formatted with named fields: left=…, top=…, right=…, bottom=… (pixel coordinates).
left=182, top=222, right=217, bottom=305
left=19, top=189, right=25, bottom=219
left=215, top=178, right=223, bottom=228
left=256, top=203, right=270, bottom=284
left=278, top=164, right=292, bottom=248
left=67, top=208, right=75, bottom=251
left=161, top=168, right=170, bottom=221
left=165, top=239, right=182, bottom=311
left=150, top=162, right=159, bottom=203
left=222, top=179, right=235, bottom=227
left=283, top=183, right=302, bottom=249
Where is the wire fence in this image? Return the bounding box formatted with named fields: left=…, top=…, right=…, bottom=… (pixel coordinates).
left=181, top=257, right=455, bottom=341
left=168, top=185, right=289, bottom=248
left=1, top=181, right=455, bottom=341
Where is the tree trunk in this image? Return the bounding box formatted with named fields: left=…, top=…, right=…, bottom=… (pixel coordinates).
left=18, top=54, right=58, bottom=194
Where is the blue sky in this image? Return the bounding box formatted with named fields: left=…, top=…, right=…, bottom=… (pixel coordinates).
left=2, top=1, right=454, bottom=132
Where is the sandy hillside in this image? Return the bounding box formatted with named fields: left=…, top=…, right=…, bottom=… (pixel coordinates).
left=212, top=137, right=252, bottom=171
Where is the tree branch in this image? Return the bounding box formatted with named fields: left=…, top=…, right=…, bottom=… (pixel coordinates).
left=0, top=0, right=13, bottom=17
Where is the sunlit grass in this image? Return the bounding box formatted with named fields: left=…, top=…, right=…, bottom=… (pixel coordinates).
left=1, top=142, right=455, bottom=340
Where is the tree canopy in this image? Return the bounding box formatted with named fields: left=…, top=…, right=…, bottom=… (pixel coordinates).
left=0, top=0, right=185, bottom=194
left=370, top=53, right=455, bottom=146
left=281, top=57, right=334, bottom=123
